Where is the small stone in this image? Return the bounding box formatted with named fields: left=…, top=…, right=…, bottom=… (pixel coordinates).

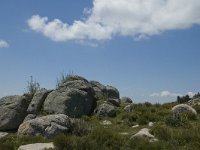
left=18, top=143, right=54, bottom=150
left=148, top=122, right=154, bottom=127
left=132, top=124, right=139, bottom=128
left=100, top=120, right=112, bottom=126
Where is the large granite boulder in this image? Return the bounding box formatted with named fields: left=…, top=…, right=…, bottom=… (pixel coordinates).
left=18, top=114, right=72, bottom=138
left=105, top=86, right=120, bottom=99
left=44, top=88, right=96, bottom=118
left=43, top=76, right=97, bottom=118
left=27, top=89, right=51, bottom=114
left=95, top=103, right=116, bottom=117
left=121, top=97, right=133, bottom=104
left=0, top=96, right=30, bottom=131
left=171, top=104, right=197, bottom=120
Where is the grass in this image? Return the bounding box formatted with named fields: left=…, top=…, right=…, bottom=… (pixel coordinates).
left=1, top=102, right=200, bottom=150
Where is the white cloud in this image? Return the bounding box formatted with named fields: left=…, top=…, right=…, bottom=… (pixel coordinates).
left=0, top=40, right=9, bottom=48
left=150, top=91, right=182, bottom=97
left=187, top=92, right=195, bottom=98
left=150, top=91, right=197, bottom=98
left=27, top=0, right=200, bottom=42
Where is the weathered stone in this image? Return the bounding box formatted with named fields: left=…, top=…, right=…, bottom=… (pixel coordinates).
left=90, top=81, right=106, bottom=100
left=105, top=86, right=120, bottom=99
left=18, top=143, right=54, bottom=150
left=44, top=76, right=96, bottom=118
left=124, top=104, right=134, bottom=112
left=130, top=128, right=158, bottom=142
left=43, top=88, right=96, bottom=118
left=108, top=98, right=120, bottom=107
left=95, top=103, right=116, bottom=117
left=148, top=122, right=154, bottom=127
left=100, top=120, right=112, bottom=126
left=0, top=132, right=8, bottom=139
left=171, top=104, right=197, bottom=120
left=18, top=114, right=71, bottom=138
left=27, top=89, right=51, bottom=114
left=23, top=114, right=37, bottom=122
left=0, top=96, right=30, bottom=131
left=121, top=97, right=133, bottom=103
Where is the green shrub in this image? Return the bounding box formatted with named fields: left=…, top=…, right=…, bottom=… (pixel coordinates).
left=193, top=105, right=200, bottom=114
left=24, top=76, right=40, bottom=98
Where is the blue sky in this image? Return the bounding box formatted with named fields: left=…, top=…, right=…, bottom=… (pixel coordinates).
left=0, top=0, right=200, bottom=103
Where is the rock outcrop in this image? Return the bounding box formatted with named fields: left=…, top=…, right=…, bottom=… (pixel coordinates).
left=105, top=86, right=120, bottom=99
left=43, top=76, right=97, bottom=118
left=27, top=89, right=51, bottom=114
left=18, top=114, right=72, bottom=138
left=95, top=103, right=116, bottom=117
left=171, top=104, right=197, bottom=120
left=121, top=97, right=133, bottom=104
left=0, top=96, right=30, bottom=131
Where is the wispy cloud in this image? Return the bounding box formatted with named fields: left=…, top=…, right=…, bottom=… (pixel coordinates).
left=150, top=91, right=182, bottom=98
left=0, top=40, right=9, bottom=48
left=150, top=91, right=195, bottom=98
left=27, top=0, right=200, bottom=42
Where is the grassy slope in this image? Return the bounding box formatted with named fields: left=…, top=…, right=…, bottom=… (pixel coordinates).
left=1, top=102, right=200, bottom=150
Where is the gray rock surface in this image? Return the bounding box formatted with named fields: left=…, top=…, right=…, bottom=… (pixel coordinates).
left=100, top=120, right=112, bottom=126
left=171, top=104, right=197, bottom=120
left=188, top=97, right=200, bottom=106
left=130, top=128, right=158, bottom=142
left=90, top=81, right=106, bottom=100
left=18, top=114, right=72, bottom=138
left=0, top=96, right=30, bottom=130
left=95, top=103, right=116, bottom=117
left=121, top=97, right=133, bottom=103
left=124, top=104, right=134, bottom=112
left=108, top=98, right=120, bottom=107
left=105, top=86, right=120, bottom=99
left=27, top=89, right=51, bottom=114
left=0, top=132, right=8, bottom=139
left=18, top=143, right=54, bottom=150
left=23, top=114, right=37, bottom=122
left=43, top=76, right=96, bottom=118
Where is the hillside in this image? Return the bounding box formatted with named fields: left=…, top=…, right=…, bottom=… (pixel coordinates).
left=0, top=75, right=200, bottom=150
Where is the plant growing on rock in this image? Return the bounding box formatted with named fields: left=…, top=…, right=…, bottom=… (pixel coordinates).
left=24, top=76, right=40, bottom=98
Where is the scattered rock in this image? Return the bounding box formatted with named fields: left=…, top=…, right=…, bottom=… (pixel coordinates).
left=18, top=143, right=54, bottom=150
left=23, top=114, right=37, bottom=122
left=132, top=125, right=139, bottom=128
left=95, top=103, right=116, bottom=117
left=108, top=98, right=120, bottom=107
left=188, top=97, right=200, bottom=106
left=18, top=114, right=72, bottom=138
left=119, top=132, right=129, bottom=136
left=124, top=104, right=134, bottom=112
left=0, top=132, right=8, bottom=139
left=100, top=120, right=112, bottom=126
left=130, top=128, right=158, bottom=142
left=121, top=97, right=133, bottom=104
left=148, top=122, right=154, bottom=127
left=105, top=86, right=120, bottom=99
left=171, top=104, right=197, bottom=120
left=0, top=95, right=30, bottom=131
left=27, top=89, right=51, bottom=114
